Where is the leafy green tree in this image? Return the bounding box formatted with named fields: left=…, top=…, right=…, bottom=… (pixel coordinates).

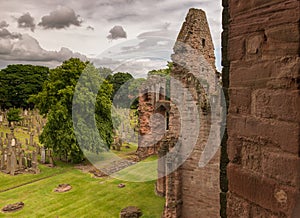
left=127, top=78, right=146, bottom=109
left=107, top=72, right=133, bottom=100
left=30, top=58, right=113, bottom=163
left=7, top=108, right=22, bottom=127
left=0, top=64, right=49, bottom=109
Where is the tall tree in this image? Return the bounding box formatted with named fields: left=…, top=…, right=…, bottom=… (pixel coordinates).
left=30, top=58, right=113, bottom=163
left=0, top=64, right=49, bottom=109
left=106, top=72, right=133, bottom=96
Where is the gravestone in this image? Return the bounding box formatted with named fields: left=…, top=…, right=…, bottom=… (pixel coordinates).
left=29, top=133, right=34, bottom=147
left=41, top=147, right=46, bottom=164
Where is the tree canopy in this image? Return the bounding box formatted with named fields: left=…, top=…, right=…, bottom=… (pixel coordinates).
left=7, top=108, right=22, bottom=127
left=0, top=64, right=49, bottom=109
left=106, top=72, right=133, bottom=101
left=30, top=58, right=113, bottom=163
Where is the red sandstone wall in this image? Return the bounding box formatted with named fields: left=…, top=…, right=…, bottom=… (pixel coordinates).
left=226, top=0, right=300, bottom=217
left=163, top=9, right=221, bottom=218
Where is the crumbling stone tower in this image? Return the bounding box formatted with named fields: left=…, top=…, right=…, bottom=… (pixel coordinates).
left=137, top=8, right=221, bottom=217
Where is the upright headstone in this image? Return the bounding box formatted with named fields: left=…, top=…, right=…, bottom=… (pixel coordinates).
left=18, top=150, right=24, bottom=169
left=25, top=139, right=29, bottom=150
left=29, top=133, right=34, bottom=147
left=26, top=153, right=31, bottom=168
left=10, top=148, right=17, bottom=176
left=32, top=151, right=40, bottom=174
left=41, top=147, right=46, bottom=164
left=0, top=146, right=4, bottom=170
left=49, top=150, right=54, bottom=167
left=7, top=152, right=11, bottom=173
left=11, top=138, right=16, bottom=147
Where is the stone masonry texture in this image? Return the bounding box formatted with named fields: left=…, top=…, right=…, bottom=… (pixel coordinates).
left=225, top=0, right=300, bottom=217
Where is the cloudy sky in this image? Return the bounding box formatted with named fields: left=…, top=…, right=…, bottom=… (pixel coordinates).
left=0, top=0, right=222, bottom=77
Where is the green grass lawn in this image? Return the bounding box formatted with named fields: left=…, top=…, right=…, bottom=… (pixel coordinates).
left=0, top=163, right=165, bottom=218
left=0, top=122, right=164, bottom=217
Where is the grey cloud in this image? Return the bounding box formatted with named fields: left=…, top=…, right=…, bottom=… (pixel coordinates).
left=87, top=25, right=94, bottom=31
left=39, top=6, right=82, bottom=29
left=0, top=21, right=9, bottom=29
left=0, top=33, right=87, bottom=64
left=107, top=14, right=138, bottom=22
left=17, top=13, right=36, bottom=31
left=107, top=26, right=127, bottom=40
left=0, top=28, right=22, bottom=39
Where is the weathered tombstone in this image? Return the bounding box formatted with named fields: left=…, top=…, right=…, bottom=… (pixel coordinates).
left=26, top=154, right=31, bottom=168
left=36, top=145, right=40, bottom=155
left=41, top=147, right=46, bottom=164
left=25, top=139, right=29, bottom=150
left=7, top=152, right=11, bottom=173
left=10, top=148, right=17, bottom=176
left=32, top=151, right=40, bottom=174
left=0, top=148, right=4, bottom=170
left=22, top=156, right=26, bottom=168
left=11, top=138, right=16, bottom=147
left=49, top=150, right=54, bottom=167
left=29, top=133, right=34, bottom=147
left=19, top=151, right=24, bottom=169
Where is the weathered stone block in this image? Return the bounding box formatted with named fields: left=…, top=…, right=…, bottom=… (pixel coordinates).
left=227, top=164, right=299, bottom=215
left=229, top=88, right=252, bottom=115
left=229, top=1, right=299, bottom=38
left=228, top=115, right=300, bottom=154
left=252, top=89, right=300, bottom=122
left=265, top=23, right=299, bottom=43
left=227, top=192, right=250, bottom=217
left=228, top=36, right=245, bottom=61
left=228, top=0, right=286, bottom=15
left=261, top=149, right=300, bottom=187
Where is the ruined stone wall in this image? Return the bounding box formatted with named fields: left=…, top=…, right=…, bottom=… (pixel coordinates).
left=163, top=9, right=221, bottom=218
left=225, top=0, right=300, bottom=217
left=137, top=75, right=169, bottom=160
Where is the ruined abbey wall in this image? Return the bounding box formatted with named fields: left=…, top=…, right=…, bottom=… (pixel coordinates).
left=224, top=0, right=300, bottom=217
left=138, top=2, right=299, bottom=217
left=163, top=9, right=222, bottom=218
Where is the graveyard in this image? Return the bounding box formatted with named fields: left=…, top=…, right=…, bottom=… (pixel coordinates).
left=0, top=109, right=165, bottom=217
